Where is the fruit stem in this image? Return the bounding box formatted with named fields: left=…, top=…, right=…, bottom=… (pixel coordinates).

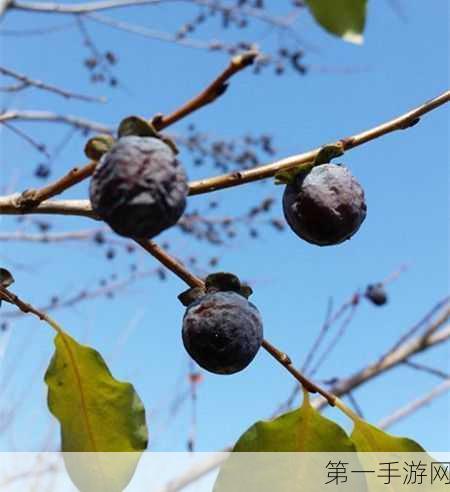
left=0, top=285, right=64, bottom=335
left=136, top=239, right=205, bottom=289
left=137, top=239, right=338, bottom=407
left=261, top=339, right=336, bottom=406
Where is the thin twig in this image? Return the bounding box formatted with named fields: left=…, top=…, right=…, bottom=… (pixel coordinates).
left=151, top=50, right=259, bottom=131
left=1, top=121, right=50, bottom=157
left=10, top=0, right=294, bottom=28
left=136, top=238, right=336, bottom=405
left=156, top=312, right=450, bottom=492
left=378, top=378, right=450, bottom=429
left=187, top=90, right=450, bottom=195
left=313, top=305, right=450, bottom=411
left=0, top=65, right=105, bottom=102
left=0, top=110, right=112, bottom=133
left=0, top=51, right=257, bottom=209
left=402, top=359, right=450, bottom=380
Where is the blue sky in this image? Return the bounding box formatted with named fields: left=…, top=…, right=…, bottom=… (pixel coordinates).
left=0, top=0, right=448, bottom=456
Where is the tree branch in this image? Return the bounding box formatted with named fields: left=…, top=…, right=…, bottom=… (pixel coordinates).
left=136, top=238, right=336, bottom=405
left=0, top=110, right=112, bottom=133
left=151, top=50, right=259, bottom=131
left=188, top=90, right=450, bottom=195
left=155, top=310, right=450, bottom=492
left=0, top=66, right=105, bottom=102
left=313, top=305, right=450, bottom=410
left=378, top=378, right=450, bottom=429
left=9, top=0, right=294, bottom=28
left=1, top=90, right=448, bottom=217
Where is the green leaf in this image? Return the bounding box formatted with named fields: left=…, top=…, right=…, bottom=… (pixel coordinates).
left=274, top=162, right=314, bottom=185
left=117, top=116, right=159, bottom=139
left=314, top=142, right=345, bottom=166
left=350, top=420, right=447, bottom=491
left=234, top=392, right=356, bottom=452
left=84, top=134, right=115, bottom=161
left=214, top=393, right=364, bottom=492
left=45, top=331, right=148, bottom=491
left=351, top=420, right=424, bottom=452
left=305, top=0, right=367, bottom=44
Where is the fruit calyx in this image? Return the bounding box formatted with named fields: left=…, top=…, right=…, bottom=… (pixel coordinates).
left=274, top=141, right=345, bottom=185
left=84, top=115, right=178, bottom=161
left=178, top=272, right=253, bottom=307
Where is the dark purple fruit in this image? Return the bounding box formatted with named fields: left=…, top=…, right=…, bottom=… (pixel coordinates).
left=89, top=136, right=188, bottom=239
left=365, top=283, right=388, bottom=306
left=282, top=164, right=367, bottom=246
left=182, top=291, right=263, bottom=375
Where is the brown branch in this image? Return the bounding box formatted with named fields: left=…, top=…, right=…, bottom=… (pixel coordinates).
left=0, top=196, right=96, bottom=218
left=151, top=50, right=259, bottom=131
left=1, top=51, right=257, bottom=209
left=313, top=304, right=450, bottom=410
left=156, top=311, right=450, bottom=492
left=0, top=66, right=106, bottom=102
left=187, top=90, right=450, bottom=195
left=1, top=90, right=448, bottom=217
left=0, top=229, right=105, bottom=242
left=13, top=164, right=98, bottom=209
left=135, top=238, right=336, bottom=405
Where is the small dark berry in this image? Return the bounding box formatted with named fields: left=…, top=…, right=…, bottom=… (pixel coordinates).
left=282, top=164, right=367, bottom=246
left=182, top=291, right=263, bottom=374
left=365, top=283, right=388, bottom=306
left=34, top=164, right=51, bottom=179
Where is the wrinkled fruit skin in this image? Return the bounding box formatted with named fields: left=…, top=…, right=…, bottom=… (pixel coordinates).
left=365, top=284, right=388, bottom=306
left=282, top=164, right=367, bottom=246
left=89, top=136, right=188, bottom=239
left=182, top=291, right=263, bottom=375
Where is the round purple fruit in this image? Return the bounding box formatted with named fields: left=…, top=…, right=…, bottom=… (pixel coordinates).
left=282, top=164, right=367, bottom=246
left=89, top=136, right=188, bottom=239
left=182, top=291, right=263, bottom=375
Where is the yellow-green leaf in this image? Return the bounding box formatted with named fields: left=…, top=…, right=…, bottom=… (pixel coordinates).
left=45, top=331, right=148, bottom=491
left=351, top=420, right=424, bottom=452
left=305, top=0, right=367, bottom=44
left=234, top=393, right=356, bottom=452
left=350, top=420, right=445, bottom=492
left=214, top=393, right=364, bottom=492
left=84, top=134, right=115, bottom=161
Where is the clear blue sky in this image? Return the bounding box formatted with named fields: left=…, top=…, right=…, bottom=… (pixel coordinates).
left=0, top=0, right=448, bottom=454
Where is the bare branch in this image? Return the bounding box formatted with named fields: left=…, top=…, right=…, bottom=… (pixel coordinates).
left=402, top=359, right=450, bottom=379
left=86, top=12, right=233, bottom=51
left=10, top=0, right=294, bottom=28
left=188, top=90, right=450, bottom=195
left=151, top=50, right=259, bottom=131
left=0, top=229, right=104, bottom=242
left=0, top=66, right=106, bottom=102
left=378, top=378, right=450, bottom=429
left=0, top=110, right=112, bottom=133
left=1, top=121, right=50, bottom=157
left=1, top=90, right=448, bottom=219
left=313, top=304, right=450, bottom=410
left=0, top=196, right=96, bottom=218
